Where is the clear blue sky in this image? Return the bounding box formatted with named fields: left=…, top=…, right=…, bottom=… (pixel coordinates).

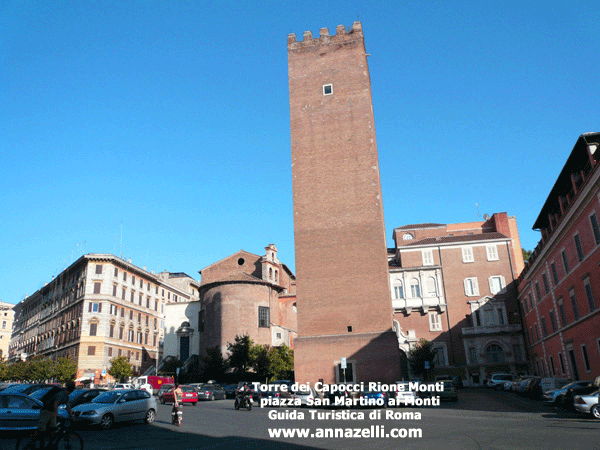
left=1, top=1, right=598, bottom=305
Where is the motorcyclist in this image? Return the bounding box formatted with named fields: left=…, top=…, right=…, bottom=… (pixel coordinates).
left=236, top=382, right=252, bottom=406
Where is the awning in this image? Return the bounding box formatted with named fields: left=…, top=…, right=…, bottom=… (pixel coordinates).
left=75, top=373, right=95, bottom=382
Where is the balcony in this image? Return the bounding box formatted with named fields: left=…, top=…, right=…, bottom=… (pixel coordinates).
left=462, top=324, right=521, bottom=335
left=392, top=296, right=446, bottom=314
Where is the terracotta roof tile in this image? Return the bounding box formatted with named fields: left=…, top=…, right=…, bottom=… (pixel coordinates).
left=403, top=232, right=508, bottom=246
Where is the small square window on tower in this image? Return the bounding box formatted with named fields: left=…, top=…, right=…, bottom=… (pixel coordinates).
left=323, top=84, right=333, bottom=95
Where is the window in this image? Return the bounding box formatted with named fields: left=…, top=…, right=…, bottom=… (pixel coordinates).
left=569, top=288, right=579, bottom=320
left=109, top=324, right=114, bottom=338
left=562, top=250, right=570, bottom=274
left=486, top=245, right=499, bottom=261
left=422, top=249, right=434, bottom=266
left=128, top=329, right=134, bottom=342
left=432, top=346, right=447, bottom=366
left=119, top=327, right=124, bottom=340
left=122, top=288, right=126, bottom=300
left=541, top=317, right=548, bottom=337
left=323, top=84, right=333, bottom=95
left=108, top=347, right=113, bottom=357
left=462, top=247, right=474, bottom=263
left=132, top=275, right=136, bottom=285
left=425, top=277, right=437, bottom=296
left=549, top=355, right=556, bottom=375
left=497, top=308, right=505, bottom=325
left=258, top=306, right=270, bottom=328
left=93, top=282, right=101, bottom=294
left=574, top=234, right=584, bottom=261
left=88, top=346, right=95, bottom=356
left=121, top=307, right=125, bottom=317
left=112, top=285, right=117, bottom=297
left=336, top=361, right=354, bottom=383
left=95, top=264, right=103, bottom=274
left=542, top=273, right=550, bottom=294
left=582, top=345, right=591, bottom=372
left=558, top=297, right=567, bottom=326
left=1, top=321, right=5, bottom=329
left=551, top=262, right=559, bottom=285
left=393, top=283, right=404, bottom=299
left=130, top=291, right=134, bottom=302
left=549, top=310, right=557, bottom=332
left=123, top=272, right=127, bottom=281
left=410, top=278, right=421, bottom=298
left=535, top=282, right=541, bottom=301
left=486, top=344, right=505, bottom=363
left=534, top=323, right=539, bottom=341
left=591, top=212, right=600, bottom=245
left=468, top=347, right=477, bottom=364
left=429, top=312, right=442, bottom=331
left=114, top=267, right=118, bottom=277
left=89, top=302, right=100, bottom=313
left=403, top=233, right=414, bottom=240
left=512, top=344, right=522, bottom=362
left=474, top=310, right=481, bottom=327
left=559, top=353, right=565, bottom=374
left=464, top=277, right=479, bottom=296
left=89, top=323, right=97, bottom=336
left=489, top=276, right=505, bottom=295
left=584, top=277, right=595, bottom=311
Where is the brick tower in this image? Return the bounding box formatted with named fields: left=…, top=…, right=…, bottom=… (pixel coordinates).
left=288, top=22, right=402, bottom=384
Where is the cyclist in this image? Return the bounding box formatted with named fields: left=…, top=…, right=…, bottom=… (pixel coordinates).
left=35, top=382, right=76, bottom=446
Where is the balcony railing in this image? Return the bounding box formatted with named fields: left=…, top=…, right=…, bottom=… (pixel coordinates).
left=392, top=296, right=446, bottom=313
left=462, top=324, right=521, bottom=335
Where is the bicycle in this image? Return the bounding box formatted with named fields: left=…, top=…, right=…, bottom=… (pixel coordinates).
left=16, top=418, right=84, bottom=450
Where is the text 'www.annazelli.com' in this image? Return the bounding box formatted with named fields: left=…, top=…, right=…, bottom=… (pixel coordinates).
left=268, top=426, right=422, bottom=439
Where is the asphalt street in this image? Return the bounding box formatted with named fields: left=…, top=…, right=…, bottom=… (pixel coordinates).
left=2, top=389, right=600, bottom=450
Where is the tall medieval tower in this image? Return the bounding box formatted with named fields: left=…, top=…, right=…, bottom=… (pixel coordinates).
left=288, top=22, right=402, bottom=384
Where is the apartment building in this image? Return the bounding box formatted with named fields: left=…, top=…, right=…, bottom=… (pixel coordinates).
left=0, top=301, right=15, bottom=360
left=9, top=254, right=199, bottom=383
left=390, top=213, right=527, bottom=384
left=517, top=132, right=600, bottom=380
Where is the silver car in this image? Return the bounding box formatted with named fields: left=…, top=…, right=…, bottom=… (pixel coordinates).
left=574, top=392, right=599, bottom=419
left=72, top=389, right=156, bottom=429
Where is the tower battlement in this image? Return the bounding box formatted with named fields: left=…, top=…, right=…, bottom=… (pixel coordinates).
left=287, top=21, right=363, bottom=48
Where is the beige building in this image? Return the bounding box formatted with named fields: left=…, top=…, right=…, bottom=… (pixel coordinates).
left=0, top=301, right=15, bottom=360
left=9, top=254, right=199, bottom=383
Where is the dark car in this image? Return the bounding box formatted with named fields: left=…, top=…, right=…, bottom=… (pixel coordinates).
left=197, top=385, right=226, bottom=401
left=359, top=390, right=389, bottom=408
left=224, top=384, right=238, bottom=399
left=1, top=384, right=52, bottom=396
left=66, top=388, right=108, bottom=408
left=523, top=377, right=543, bottom=399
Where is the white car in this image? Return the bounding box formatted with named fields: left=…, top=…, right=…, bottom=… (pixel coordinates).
left=574, top=392, right=599, bottom=419
left=113, top=383, right=134, bottom=390
left=394, top=382, right=417, bottom=406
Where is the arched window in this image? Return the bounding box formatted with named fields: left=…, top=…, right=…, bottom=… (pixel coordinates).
left=269, top=268, right=273, bottom=279
left=275, top=270, right=279, bottom=282
left=410, top=278, right=421, bottom=298
left=426, top=277, right=437, bottom=296
left=394, top=282, right=404, bottom=299
left=485, top=344, right=505, bottom=363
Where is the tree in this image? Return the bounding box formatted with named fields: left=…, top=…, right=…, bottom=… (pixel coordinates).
left=251, top=344, right=271, bottom=381
left=108, top=356, right=132, bottom=382
left=268, top=345, right=294, bottom=382
left=160, top=356, right=183, bottom=377
left=28, top=357, right=56, bottom=382
left=0, top=357, right=8, bottom=381
left=7, top=360, right=28, bottom=381
left=408, top=339, right=436, bottom=379
left=53, top=357, right=77, bottom=384
left=201, top=346, right=227, bottom=382
left=522, top=248, right=532, bottom=264
left=227, top=335, right=253, bottom=375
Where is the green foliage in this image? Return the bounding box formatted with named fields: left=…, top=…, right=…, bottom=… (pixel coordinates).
left=53, top=357, right=77, bottom=384
left=160, top=356, right=183, bottom=377
left=0, top=357, right=8, bottom=381
left=28, top=357, right=56, bottom=382
left=226, top=335, right=294, bottom=382
left=408, top=339, right=436, bottom=378
left=227, top=335, right=253, bottom=375
left=522, top=248, right=532, bottom=263
left=108, top=356, right=133, bottom=382
left=200, top=346, right=227, bottom=381
left=268, top=345, right=294, bottom=382
left=7, top=360, right=28, bottom=381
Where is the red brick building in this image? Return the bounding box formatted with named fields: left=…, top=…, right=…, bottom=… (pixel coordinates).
left=198, top=244, right=297, bottom=357
left=389, top=213, right=527, bottom=384
left=288, top=22, right=403, bottom=384
left=517, top=132, right=600, bottom=380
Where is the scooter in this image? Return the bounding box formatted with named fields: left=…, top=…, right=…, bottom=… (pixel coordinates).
left=171, top=403, right=183, bottom=426
left=234, top=393, right=253, bottom=411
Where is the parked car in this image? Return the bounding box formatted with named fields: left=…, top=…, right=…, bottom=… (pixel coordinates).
left=72, top=389, right=156, bottom=430
left=294, top=387, right=319, bottom=406
left=439, top=381, right=458, bottom=402
left=394, top=382, right=418, bottom=407
left=224, top=384, right=238, bottom=399
left=545, top=381, right=592, bottom=407
left=160, top=385, right=198, bottom=405
left=0, top=392, right=66, bottom=430
left=488, top=374, right=514, bottom=390
left=540, top=378, right=570, bottom=394
left=197, top=385, right=226, bottom=401
left=573, top=391, right=600, bottom=418
left=514, top=377, right=539, bottom=395
left=60, top=388, right=108, bottom=408
left=113, top=383, right=134, bottom=390
left=523, top=377, right=545, bottom=399
left=157, top=383, right=174, bottom=402
left=359, top=389, right=389, bottom=408
left=1, top=384, right=53, bottom=396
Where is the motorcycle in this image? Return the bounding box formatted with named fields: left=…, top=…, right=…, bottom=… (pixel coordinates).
left=234, top=392, right=253, bottom=411
left=171, top=403, right=183, bottom=426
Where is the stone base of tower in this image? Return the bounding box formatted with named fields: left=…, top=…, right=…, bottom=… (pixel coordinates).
left=293, top=331, right=404, bottom=385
